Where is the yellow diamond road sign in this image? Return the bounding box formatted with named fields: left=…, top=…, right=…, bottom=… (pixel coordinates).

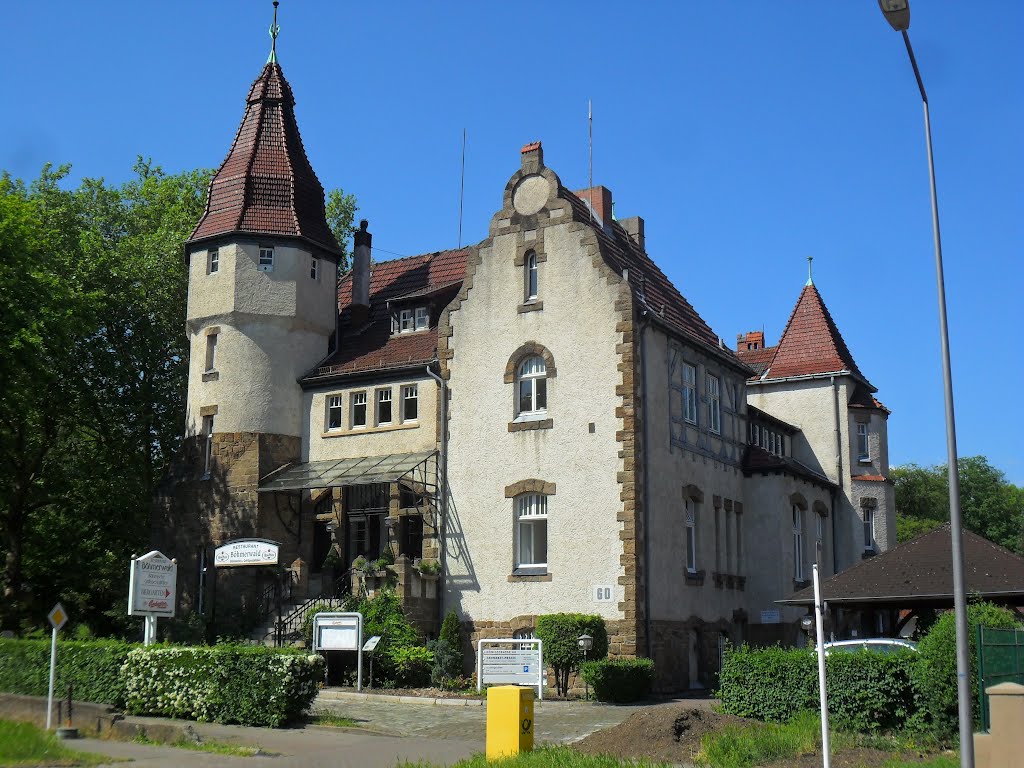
left=47, top=603, right=68, bottom=631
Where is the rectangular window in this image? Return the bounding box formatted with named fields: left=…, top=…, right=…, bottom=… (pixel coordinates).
left=204, top=333, right=217, bottom=372
left=682, top=363, right=697, bottom=424
left=778, top=434, right=785, bottom=456
left=857, top=422, right=870, bottom=461
left=707, top=374, right=721, bottom=434
left=400, top=309, right=414, bottom=333
left=516, top=494, right=548, bottom=569
left=793, top=506, right=804, bottom=581
left=769, top=431, right=776, bottom=454
left=208, top=249, right=219, bottom=274
left=352, top=391, right=367, bottom=428
left=258, top=247, right=274, bottom=272
left=327, top=395, right=343, bottom=431
left=526, top=253, right=539, bottom=300
left=202, top=415, right=214, bottom=477
left=816, top=513, right=824, bottom=549
left=415, top=307, right=429, bottom=331
left=310, top=257, right=319, bottom=280
left=376, top=389, right=392, bottom=425
left=863, top=508, right=875, bottom=551
left=685, top=498, right=697, bottom=574
left=402, top=384, right=418, bottom=422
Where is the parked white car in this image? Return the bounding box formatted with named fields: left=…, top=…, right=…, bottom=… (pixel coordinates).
left=822, top=638, right=918, bottom=656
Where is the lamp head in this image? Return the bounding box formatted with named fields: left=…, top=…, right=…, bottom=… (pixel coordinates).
left=800, top=615, right=814, bottom=633
left=878, top=0, right=910, bottom=32
left=577, top=633, right=594, bottom=651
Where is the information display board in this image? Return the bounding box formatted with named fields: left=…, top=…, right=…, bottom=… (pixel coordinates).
left=128, top=551, right=177, bottom=617
left=312, top=612, right=364, bottom=692
left=477, top=639, right=544, bottom=700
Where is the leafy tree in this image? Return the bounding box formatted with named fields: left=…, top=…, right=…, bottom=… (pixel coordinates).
left=893, top=457, right=1023, bottom=553
left=325, top=188, right=358, bottom=273
left=535, top=613, right=608, bottom=697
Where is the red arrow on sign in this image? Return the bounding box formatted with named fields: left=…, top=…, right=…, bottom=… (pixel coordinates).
left=165, top=589, right=170, bottom=598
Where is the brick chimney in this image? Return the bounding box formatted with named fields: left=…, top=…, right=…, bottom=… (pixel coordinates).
left=350, top=219, right=371, bottom=327
left=620, top=216, right=645, bottom=251
left=521, top=141, right=544, bottom=173
left=736, top=331, right=766, bottom=352
left=574, top=186, right=613, bottom=226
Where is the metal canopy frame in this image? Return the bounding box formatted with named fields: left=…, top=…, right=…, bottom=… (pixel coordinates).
left=258, top=450, right=438, bottom=495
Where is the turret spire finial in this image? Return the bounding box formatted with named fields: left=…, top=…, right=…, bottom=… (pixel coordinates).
left=268, top=1, right=280, bottom=64
left=806, top=255, right=814, bottom=286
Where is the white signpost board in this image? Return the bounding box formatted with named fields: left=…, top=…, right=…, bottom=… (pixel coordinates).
left=313, top=612, right=364, bottom=691
left=128, top=551, right=177, bottom=646
left=477, top=639, right=544, bottom=700
left=214, top=539, right=279, bottom=568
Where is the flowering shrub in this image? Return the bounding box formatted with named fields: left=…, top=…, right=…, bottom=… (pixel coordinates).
left=122, top=645, right=324, bottom=727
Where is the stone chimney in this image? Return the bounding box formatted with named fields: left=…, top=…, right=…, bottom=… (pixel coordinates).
left=521, top=141, right=544, bottom=173
left=350, top=219, right=371, bottom=327
left=574, top=186, right=613, bottom=227
left=620, top=216, right=645, bottom=251
left=736, top=331, right=766, bottom=352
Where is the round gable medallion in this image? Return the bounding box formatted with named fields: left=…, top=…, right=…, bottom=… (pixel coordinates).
left=512, top=174, right=551, bottom=216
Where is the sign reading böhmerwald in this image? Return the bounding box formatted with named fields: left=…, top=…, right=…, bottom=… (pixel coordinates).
left=214, top=539, right=280, bottom=567
left=128, top=550, right=177, bottom=617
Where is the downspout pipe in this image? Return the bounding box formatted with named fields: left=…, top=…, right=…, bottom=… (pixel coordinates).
left=426, top=363, right=448, bottom=633
left=830, top=376, right=843, bottom=574
left=638, top=310, right=653, bottom=660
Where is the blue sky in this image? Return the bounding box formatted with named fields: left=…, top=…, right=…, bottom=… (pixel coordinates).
left=5, top=2, right=1022, bottom=482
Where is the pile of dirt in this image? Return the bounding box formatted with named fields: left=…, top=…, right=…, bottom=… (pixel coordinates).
left=574, top=705, right=750, bottom=764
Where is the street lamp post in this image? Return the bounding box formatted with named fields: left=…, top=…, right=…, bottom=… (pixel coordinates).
left=578, top=634, right=593, bottom=701
left=877, top=3, right=973, bottom=765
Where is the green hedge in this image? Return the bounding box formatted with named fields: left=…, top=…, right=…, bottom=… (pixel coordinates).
left=718, top=644, right=916, bottom=732
left=579, top=658, right=655, bottom=703
left=535, top=614, right=609, bottom=697
left=0, top=638, right=133, bottom=706
left=122, top=645, right=324, bottom=727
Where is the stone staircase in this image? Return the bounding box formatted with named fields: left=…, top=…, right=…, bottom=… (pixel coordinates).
left=248, top=596, right=347, bottom=647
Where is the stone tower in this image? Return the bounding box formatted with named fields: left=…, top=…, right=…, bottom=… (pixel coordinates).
left=156, top=48, right=341, bottom=624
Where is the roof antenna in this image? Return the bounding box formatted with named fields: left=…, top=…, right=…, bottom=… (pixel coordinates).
left=458, top=128, right=466, bottom=249
left=588, top=99, right=594, bottom=224
left=806, top=255, right=814, bottom=286
left=268, top=1, right=280, bottom=64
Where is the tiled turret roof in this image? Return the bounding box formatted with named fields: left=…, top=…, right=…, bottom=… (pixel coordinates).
left=188, top=62, right=341, bottom=257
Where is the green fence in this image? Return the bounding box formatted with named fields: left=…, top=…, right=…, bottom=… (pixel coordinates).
left=977, top=626, right=1024, bottom=732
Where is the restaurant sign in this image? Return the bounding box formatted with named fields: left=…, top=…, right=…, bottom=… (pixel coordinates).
left=214, top=539, right=280, bottom=568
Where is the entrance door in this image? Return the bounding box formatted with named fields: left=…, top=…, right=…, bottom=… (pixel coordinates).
left=346, top=513, right=385, bottom=565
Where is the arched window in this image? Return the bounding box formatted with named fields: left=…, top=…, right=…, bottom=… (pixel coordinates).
left=525, top=251, right=539, bottom=301
left=792, top=505, right=805, bottom=581
left=517, top=356, right=547, bottom=417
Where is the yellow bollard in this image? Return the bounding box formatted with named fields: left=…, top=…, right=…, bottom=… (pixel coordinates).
left=486, top=685, right=534, bottom=760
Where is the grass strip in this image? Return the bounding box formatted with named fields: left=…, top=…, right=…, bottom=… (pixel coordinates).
left=0, top=719, right=111, bottom=767
left=402, top=745, right=672, bottom=768
left=131, top=732, right=269, bottom=757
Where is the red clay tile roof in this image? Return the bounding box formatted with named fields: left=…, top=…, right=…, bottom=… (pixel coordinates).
left=759, top=283, right=870, bottom=385
left=188, top=62, right=340, bottom=257
left=741, top=445, right=835, bottom=488
left=736, top=344, right=777, bottom=376
left=782, top=524, right=1024, bottom=606
left=303, top=249, right=469, bottom=381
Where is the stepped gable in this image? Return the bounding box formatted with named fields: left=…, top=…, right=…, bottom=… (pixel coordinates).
left=559, top=186, right=737, bottom=365
left=763, top=283, right=869, bottom=384
left=303, top=248, right=469, bottom=380
left=188, top=62, right=341, bottom=257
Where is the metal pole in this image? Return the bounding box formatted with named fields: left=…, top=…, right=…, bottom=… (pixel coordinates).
left=46, top=626, right=58, bottom=729
left=900, top=30, right=973, bottom=766
left=813, top=563, right=831, bottom=768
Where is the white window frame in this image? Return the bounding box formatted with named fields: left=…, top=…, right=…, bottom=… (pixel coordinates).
left=208, top=248, right=219, bottom=275
left=682, top=363, right=697, bottom=424
left=863, top=507, right=875, bottom=552
left=707, top=374, right=721, bottom=434
left=351, top=391, right=367, bottom=429
left=258, top=247, right=274, bottom=272
left=685, top=498, right=697, bottom=574
left=401, top=384, right=418, bottom=422
left=856, top=422, right=870, bottom=461
left=376, top=388, right=392, bottom=426
left=415, top=306, right=429, bottom=331
left=327, top=395, right=343, bottom=431
left=516, top=356, right=547, bottom=419
left=204, top=333, right=217, bottom=373
left=399, top=309, right=414, bottom=333
left=769, top=431, right=777, bottom=454
left=202, top=415, right=215, bottom=477
left=526, top=251, right=539, bottom=301
left=793, top=506, right=804, bottom=581
left=515, top=493, right=548, bottom=570
left=310, top=256, right=319, bottom=280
